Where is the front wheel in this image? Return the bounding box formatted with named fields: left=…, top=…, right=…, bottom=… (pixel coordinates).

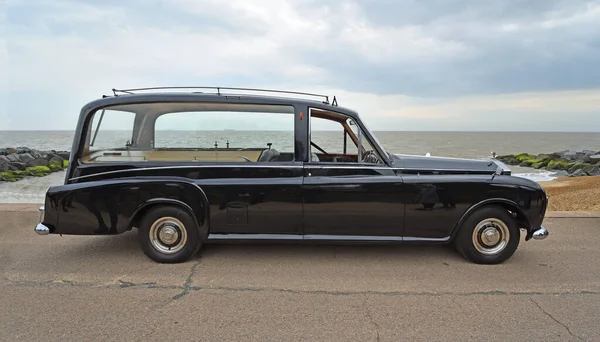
left=453, top=206, right=520, bottom=264
left=138, top=205, right=202, bottom=263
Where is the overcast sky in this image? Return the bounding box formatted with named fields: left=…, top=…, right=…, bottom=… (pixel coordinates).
left=2, top=0, right=600, bottom=131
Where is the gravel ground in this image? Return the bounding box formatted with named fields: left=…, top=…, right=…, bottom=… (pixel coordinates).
left=540, top=176, right=600, bottom=211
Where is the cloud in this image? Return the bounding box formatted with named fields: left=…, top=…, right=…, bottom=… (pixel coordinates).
left=2, top=0, right=600, bottom=131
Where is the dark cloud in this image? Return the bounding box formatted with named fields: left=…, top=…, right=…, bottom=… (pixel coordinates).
left=292, top=0, right=600, bottom=97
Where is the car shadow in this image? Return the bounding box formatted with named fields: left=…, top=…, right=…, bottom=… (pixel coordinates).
left=56, top=231, right=466, bottom=264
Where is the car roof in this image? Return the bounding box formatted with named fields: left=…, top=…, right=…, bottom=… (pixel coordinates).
left=80, top=89, right=360, bottom=119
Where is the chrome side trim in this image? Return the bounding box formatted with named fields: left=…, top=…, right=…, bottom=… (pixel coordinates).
left=207, top=234, right=303, bottom=240
left=68, top=162, right=499, bottom=181
left=303, top=234, right=403, bottom=241
left=68, top=163, right=305, bottom=181
left=206, top=233, right=449, bottom=242
left=403, top=236, right=451, bottom=242
left=34, top=223, right=50, bottom=235
left=532, top=226, right=549, bottom=240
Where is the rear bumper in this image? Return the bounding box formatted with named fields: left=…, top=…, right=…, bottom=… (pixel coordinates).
left=34, top=205, right=50, bottom=235
left=35, top=223, right=50, bottom=235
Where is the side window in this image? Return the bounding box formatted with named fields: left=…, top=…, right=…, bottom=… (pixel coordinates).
left=309, top=109, right=384, bottom=165
left=83, top=109, right=136, bottom=163
left=309, top=116, right=346, bottom=155
left=153, top=110, right=295, bottom=162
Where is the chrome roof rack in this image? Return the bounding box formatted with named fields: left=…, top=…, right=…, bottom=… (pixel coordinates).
left=110, top=86, right=337, bottom=105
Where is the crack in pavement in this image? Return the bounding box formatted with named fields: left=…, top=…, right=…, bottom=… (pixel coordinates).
left=171, top=259, right=202, bottom=301
left=363, top=296, right=381, bottom=342
left=4, top=277, right=600, bottom=298
left=530, top=298, right=585, bottom=341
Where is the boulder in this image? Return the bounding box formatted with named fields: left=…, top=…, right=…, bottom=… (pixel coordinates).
left=561, top=150, right=578, bottom=160
left=568, top=162, right=586, bottom=174
left=8, top=162, right=26, bottom=171
left=26, top=158, right=49, bottom=167
left=0, top=163, right=7, bottom=172
left=583, top=165, right=600, bottom=176
left=19, top=153, right=35, bottom=163
left=30, top=149, right=47, bottom=159
left=0, top=155, right=8, bottom=165
left=569, top=169, right=587, bottom=177
left=16, top=147, right=31, bottom=154
left=48, top=155, right=64, bottom=171
left=6, top=153, right=20, bottom=162
left=56, top=151, right=70, bottom=160
left=589, top=154, right=600, bottom=164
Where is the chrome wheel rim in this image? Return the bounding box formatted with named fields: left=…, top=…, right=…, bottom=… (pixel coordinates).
left=149, top=217, right=187, bottom=254
left=472, top=218, right=510, bottom=255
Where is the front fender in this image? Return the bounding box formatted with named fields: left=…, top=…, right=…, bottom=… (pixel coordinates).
left=42, top=177, right=209, bottom=236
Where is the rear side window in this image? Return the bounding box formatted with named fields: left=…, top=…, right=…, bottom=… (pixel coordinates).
left=82, top=102, right=295, bottom=163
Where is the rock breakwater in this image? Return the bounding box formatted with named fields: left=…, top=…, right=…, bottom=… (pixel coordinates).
left=0, top=147, right=70, bottom=182
left=495, top=149, right=600, bottom=177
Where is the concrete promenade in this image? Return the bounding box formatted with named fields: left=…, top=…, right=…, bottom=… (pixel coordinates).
left=1, top=204, right=599, bottom=341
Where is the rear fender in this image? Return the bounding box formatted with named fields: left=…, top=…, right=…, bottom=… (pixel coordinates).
left=44, top=177, right=209, bottom=237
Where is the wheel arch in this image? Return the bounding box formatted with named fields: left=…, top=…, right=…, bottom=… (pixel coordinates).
left=450, top=198, right=530, bottom=240
left=128, top=182, right=210, bottom=241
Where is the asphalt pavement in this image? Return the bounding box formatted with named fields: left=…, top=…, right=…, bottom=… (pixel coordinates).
left=1, top=205, right=599, bottom=341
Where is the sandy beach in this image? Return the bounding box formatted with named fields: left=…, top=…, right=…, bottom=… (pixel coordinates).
left=540, top=175, right=600, bottom=211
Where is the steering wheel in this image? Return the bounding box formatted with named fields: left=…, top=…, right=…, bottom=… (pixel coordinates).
left=238, top=155, right=253, bottom=162
left=361, top=150, right=381, bottom=164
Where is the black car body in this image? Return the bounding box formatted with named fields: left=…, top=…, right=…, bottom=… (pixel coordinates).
left=34, top=87, right=549, bottom=264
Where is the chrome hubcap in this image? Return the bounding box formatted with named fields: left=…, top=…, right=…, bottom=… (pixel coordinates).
left=472, top=218, right=510, bottom=255
left=149, top=217, right=187, bottom=254
left=481, top=227, right=501, bottom=246
left=158, top=226, right=179, bottom=245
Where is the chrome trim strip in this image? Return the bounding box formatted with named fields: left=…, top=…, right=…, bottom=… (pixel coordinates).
left=303, top=234, right=403, bottom=241
left=393, top=167, right=495, bottom=173
left=68, top=162, right=496, bottom=181
left=34, top=223, right=50, bottom=235
left=532, top=226, right=549, bottom=240
left=68, top=163, right=305, bottom=181
left=207, top=233, right=449, bottom=242
left=403, top=236, right=451, bottom=242
left=304, top=165, right=392, bottom=170
left=207, top=234, right=303, bottom=240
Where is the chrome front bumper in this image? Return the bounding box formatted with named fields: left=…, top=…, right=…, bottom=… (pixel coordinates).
left=532, top=226, right=549, bottom=240
left=34, top=205, right=50, bottom=235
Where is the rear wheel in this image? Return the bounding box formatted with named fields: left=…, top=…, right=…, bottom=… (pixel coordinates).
left=138, top=205, right=202, bottom=263
left=454, top=206, right=520, bottom=264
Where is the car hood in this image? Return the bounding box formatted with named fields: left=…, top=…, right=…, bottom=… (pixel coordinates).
left=390, top=153, right=511, bottom=175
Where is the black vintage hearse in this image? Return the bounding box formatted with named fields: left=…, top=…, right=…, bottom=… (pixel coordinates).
left=35, top=86, right=549, bottom=264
